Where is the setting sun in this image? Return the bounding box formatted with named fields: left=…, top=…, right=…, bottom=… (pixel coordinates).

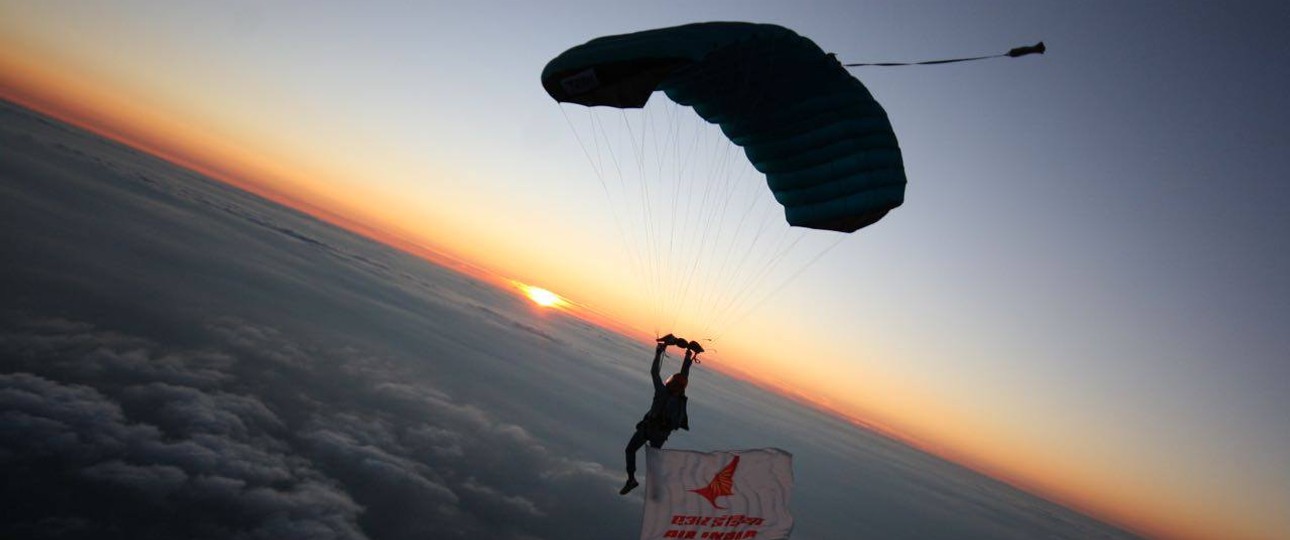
left=523, top=285, right=562, bottom=308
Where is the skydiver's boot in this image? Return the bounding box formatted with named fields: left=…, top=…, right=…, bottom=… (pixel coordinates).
left=657, top=334, right=680, bottom=347
left=620, top=476, right=639, bottom=495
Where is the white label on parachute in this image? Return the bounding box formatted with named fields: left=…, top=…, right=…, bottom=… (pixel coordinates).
left=561, top=68, right=600, bottom=95
left=642, top=448, right=794, bottom=540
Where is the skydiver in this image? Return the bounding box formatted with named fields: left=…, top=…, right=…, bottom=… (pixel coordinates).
left=620, top=333, right=703, bottom=495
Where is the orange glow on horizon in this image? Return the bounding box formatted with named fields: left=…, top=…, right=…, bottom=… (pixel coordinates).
left=690, top=340, right=1213, bottom=540
left=0, top=44, right=493, bottom=289
left=0, top=48, right=1238, bottom=540
left=0, top=47, right=321, bottom=213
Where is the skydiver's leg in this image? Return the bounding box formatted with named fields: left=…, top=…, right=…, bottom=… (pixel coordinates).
left=621, top=429, right=647, bottom=494
left=625, top=429, right=647, bottom=476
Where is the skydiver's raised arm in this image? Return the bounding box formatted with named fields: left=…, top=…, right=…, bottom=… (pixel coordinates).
left=651, top=344, right=665, bottom=393
left=679, top=349, right=694, bottom=378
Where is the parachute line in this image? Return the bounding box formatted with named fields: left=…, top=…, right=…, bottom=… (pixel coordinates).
left=568, top=101, right=855, bottom=339
left=713, top=232, right=848, bottom=340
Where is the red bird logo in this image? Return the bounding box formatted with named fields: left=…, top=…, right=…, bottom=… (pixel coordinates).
left=688, top=455, right=739, bottom=509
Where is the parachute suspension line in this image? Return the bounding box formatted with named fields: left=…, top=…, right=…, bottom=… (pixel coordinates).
left=642, top=107, right=671, bottom=336
left=580, top=106, right=664, bottom=335
left=712, top=232, right=849, bottom=342
left=669, top=115, right=714, bottom=327
left=694, top=164, right=759, bottom=336
left=661, top=104, right=688, bottom=331
left=686, top=132, right=749, bottom=336
left=558, top=106, right=606, bottom=180
left=645, top=108, right=678, bottom=335
left=560, top=106, right=635, bottom=285
left=632, top=102, right=692, bottom=335
left=669, top=115, right=730, bottom=334
left=655, top=113, right=686, bottom=336
left=563, top=100, right=859, bottom=340
left=703, top=213, right=796, bottom=334
left=613, top=105, right=675, bottom=336
left=842, top=42, right=1045, bottom=67
left=670, top=103, right=716, bottom=333
left=650, top=137, right=674, bottom=335
left=691, top=192, right=780, bottom=334
left=595, top=110, right=655, bottom=289
left=646, top=97, right=817, bottom=338
left=564, top=104, right=674, bottom=335
left=657, top=104, right=689, bottom=332
left=617, top=100, right=752, bottom=338
left=617, top=108, right=662, bottom=333
left=679, top=108, right=766, bottom=337
left=659, top=103, right=691, bottom=333
left=710, top=228, right=811, bottom=330
left=687, top=49, right=795, bottom=337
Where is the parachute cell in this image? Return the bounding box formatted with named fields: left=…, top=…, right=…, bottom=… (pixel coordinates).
left=542, top=22, right=906, bottom=233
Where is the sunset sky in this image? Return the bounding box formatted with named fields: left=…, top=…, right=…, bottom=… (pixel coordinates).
left=2, top=2, right=1287, bottom=539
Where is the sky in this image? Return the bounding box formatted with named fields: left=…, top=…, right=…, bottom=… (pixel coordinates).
left=1, top=2, right=1287, bottom=539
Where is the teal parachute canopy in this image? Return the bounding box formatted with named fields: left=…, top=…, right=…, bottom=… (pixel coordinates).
left=542, top=22, right=906, bottom=233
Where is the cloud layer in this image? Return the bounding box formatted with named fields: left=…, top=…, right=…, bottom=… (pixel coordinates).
left=0, top=314, right=629, bottom=539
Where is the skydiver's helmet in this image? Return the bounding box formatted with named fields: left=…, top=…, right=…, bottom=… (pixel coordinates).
left=665, top=373, right=688, bottom=394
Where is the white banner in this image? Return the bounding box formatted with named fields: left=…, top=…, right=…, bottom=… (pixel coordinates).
left=641, top=448, right=794, bottom=540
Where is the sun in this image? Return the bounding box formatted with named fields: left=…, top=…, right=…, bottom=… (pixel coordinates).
left=523, top=285, right=562, bottom=308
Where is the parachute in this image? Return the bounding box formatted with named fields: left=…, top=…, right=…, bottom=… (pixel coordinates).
left=542, top=22, right=906, bottom=233
left=543, top=22, right=906, bottom=337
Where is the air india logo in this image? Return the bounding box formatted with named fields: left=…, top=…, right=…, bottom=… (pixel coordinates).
left=688, top=455, right=739, bottom=509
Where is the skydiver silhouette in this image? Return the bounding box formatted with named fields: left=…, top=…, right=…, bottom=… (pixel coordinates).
left=620, top=333, right=702, bottom=495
